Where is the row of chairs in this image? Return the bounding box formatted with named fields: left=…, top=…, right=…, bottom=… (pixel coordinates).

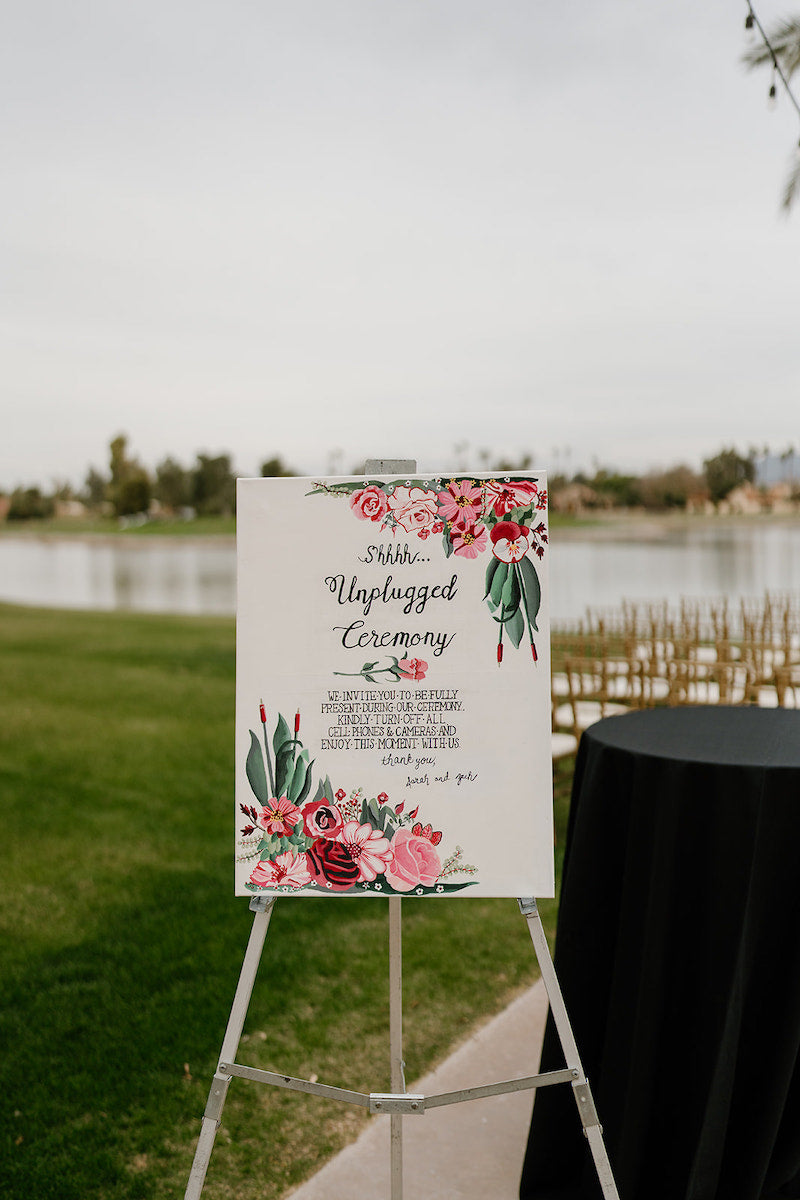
left=550, top=592, right=800, bottom=754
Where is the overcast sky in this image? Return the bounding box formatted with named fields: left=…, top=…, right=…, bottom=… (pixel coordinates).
left=3, top=0, right=799, bottom=491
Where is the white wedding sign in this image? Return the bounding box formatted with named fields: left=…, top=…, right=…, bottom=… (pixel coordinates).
left=235, top=472, right=553, bottom=898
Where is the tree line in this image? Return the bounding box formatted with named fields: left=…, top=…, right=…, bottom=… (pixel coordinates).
left=553, top=447, right=760, bottom=512
left=3, top=436, right=295, bottom=521
left=1, top=437, right=781, bottom=523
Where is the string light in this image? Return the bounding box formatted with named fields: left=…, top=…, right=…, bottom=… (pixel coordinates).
left=744, top=2, right=800, bottom=207
left=744, top=2, right=800, bottom=121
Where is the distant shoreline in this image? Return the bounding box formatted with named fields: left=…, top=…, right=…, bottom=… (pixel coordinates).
left=552, top=509, right=800, bottom=543
left=0, top=508, right=798, bottom=547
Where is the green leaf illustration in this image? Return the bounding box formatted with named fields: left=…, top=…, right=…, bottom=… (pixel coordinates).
left=273, top=713, right=292, bottom=756
left=484, top=556, right=501, bottom=599
left=519, top=555, right=542, bottom=632
left=295, top=758, right=315, bottom=806
left=500, top=567, right=521, bottom=614
left=489, top=561, right=508, bottom=606
left=275, top=744, right=295, bottom=797
left=287, top=749, right=310, bottom=804
left=381, top=811, right=399, bottom=836
left=246, top=730, right=268, bottom=804
left=259, top=834, right=282, bottom=858
left=506, top=606, right=525, bottom=648
left=506, top=504, right=534, bottom=526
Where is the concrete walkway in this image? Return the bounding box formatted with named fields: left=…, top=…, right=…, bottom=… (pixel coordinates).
left=286, top=979, right=549, bottom=1200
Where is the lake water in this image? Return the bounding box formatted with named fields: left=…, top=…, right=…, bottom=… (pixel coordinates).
left=1, top=521, right=800, bottom=625
left=0, top=536, right=237, bottom=616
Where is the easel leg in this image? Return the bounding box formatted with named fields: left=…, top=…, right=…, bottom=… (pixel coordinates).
left=518, top=898, right=620, bottom=1200
left=185, top=896, right=277, bottom=1200
left=389, top=896, right=404, bottom=1200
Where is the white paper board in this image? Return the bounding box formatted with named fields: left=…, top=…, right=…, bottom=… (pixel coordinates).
left=235, top=472, right=553, bottom=898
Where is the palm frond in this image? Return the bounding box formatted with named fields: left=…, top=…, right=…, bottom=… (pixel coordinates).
left=742, top=17, right=800, bottom=77
left=781, top=150, right=800, bottom=211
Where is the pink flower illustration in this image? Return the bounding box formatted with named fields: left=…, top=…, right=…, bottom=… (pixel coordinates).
left=337, top=820, right=394, bottom=882
left=398, top=657, right=427, bottom=680
left=490, top=520, right=531, bottom=563
left=377, top=792, right=389, bottom=804
left=437, top=480, right=483, bottom=528
left=250, top=851, right=312, bottom=889
left=451, top=524, right=488, bottom=558
left=384, top=828, right=441, bottom=892
left=301, top=800, right=344, bottom=839
left=387, top=486, right=439, bottom=536
left=483, top=479, right=540, bottom=518
left=350, top=486, right=389, bottom=523
left=257, top=796, right=303, bottom=837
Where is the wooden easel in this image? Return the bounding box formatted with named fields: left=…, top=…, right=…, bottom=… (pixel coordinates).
left=184, top=894, right=620, bottom=1199
left=185, top=460, right=620, bottom=1198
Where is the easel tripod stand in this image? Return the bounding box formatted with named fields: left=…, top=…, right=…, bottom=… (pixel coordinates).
left=185, top=893, right=620, bottom=1199
left=188, top=459, right=620, bottom=1197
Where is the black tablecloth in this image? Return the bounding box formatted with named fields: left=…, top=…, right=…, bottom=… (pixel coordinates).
left=521, top=706, right=800, bottom=1200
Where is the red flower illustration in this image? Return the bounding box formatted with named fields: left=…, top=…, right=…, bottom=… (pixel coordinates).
left=306, top=838, right=362, bottom=891
left=350, top=485, right=389, bottom=523
left=307, top=822, right=394, bottom=889
left=483, top=479, right=540, bottom=518
left=301, top=800, right=344, bottom=839
left=412, top=821, right=443, bottom=845
left=490, top=520, right=531, bottom=563
left=398, top=657, right=427, bottom=680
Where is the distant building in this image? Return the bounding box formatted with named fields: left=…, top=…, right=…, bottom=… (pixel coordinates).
left=754, top=452, right=800, bottom=487
left=550, top=482, right=608, bottom=514
left=765, top=482, right=800, bottom=514
left=717, top=483, right=764, bottom=516
left=686, top=491, right=715, bottom=515
left=54, top=498, right=88, bottom=519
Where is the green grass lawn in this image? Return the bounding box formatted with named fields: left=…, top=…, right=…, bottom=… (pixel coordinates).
left=0, top=514, right=237, bottom=537
left=0, top=603, right=572, bottom=1200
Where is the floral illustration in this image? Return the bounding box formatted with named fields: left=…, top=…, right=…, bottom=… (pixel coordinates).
left=333, top=655, right=428, bottom=683
left=238, top=706, right=478, bottom=895
left=309, top=475, right=548, bottom=665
